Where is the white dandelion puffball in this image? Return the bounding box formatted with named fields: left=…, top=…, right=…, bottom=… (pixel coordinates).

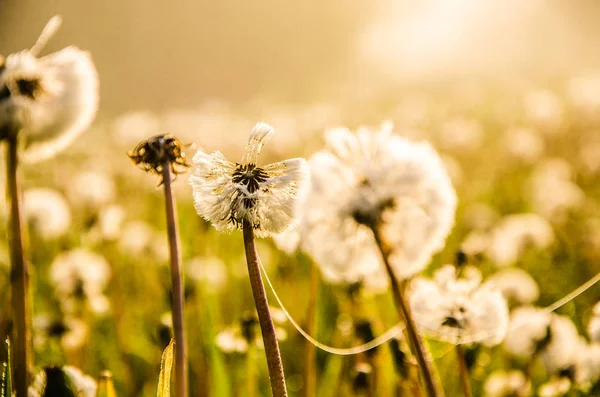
left=50, top=248, right=111, bottom=314
left=67, top=170, right=116, bottom=208
left=487, top=213, right=555, bottom=267
left=538, top=314, right=581, bottom=375
left=483, top=370, right=531, bottom=397
left=189, top=122, right=310, bottom=238
left=24, top=188, right=72, bottom=239
left=587, top=301, right=600, bottom=343
left=503, top=306, right=552, bottom=360
left=488, top=268, right=540, bottom=305
left=301, top=123, right=457, bottom=284
left=409, top=265, right=509, bottom=346
left=538, top=378, right=571, bottom=397
left=0, top=16, right=98, bottom=162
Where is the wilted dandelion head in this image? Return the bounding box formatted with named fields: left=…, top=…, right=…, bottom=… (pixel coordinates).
left=302, top=123, right=457, bottom=282
left=128, top=134, right=190, bottom=185
left=189, top=122, right=310, bottom=238
left=0, top=16, right=98, bottom=162
left=409, top=265, right=509, bottom=346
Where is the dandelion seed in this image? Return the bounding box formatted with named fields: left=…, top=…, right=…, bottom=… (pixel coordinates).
left=483, top=370, right=531, bottom=397
left=409, top=265, right=509, bottom=346
left=189, top=122, right=310, bottom=237
left=302, top=123, right=456, bottom=283
left=0, top=16, right=98, bottom=161
left=23, top=187, right=72, bottom=239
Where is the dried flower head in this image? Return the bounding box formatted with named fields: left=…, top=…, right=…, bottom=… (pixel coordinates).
left=128, top=134, right=190, bottom=184
left=0, top=16, right=99, bottom=162
left=189, top=122, right=310, bottom=237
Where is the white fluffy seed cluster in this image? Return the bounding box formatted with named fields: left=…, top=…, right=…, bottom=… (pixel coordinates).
left=189, top=122, right=310, bottom=238
left=300, top=123, right=457, bottom=286
left=409, top=264, right=509, bottom=346
left=0, top=16, right=98, bottom=162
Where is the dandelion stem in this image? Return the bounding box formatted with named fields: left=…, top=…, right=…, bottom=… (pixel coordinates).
left=371, top=225, right=444, bottom=397
left=242, top=223, right=288, bottom=397
left=161, top=164, right=188, bottom=397
left=5, top=135, right=31, bottom=397
left=303, top=262, right=319, bottom=397
left=456, top=345, right=472, bottom=397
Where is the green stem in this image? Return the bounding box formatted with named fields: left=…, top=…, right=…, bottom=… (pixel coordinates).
left=242, top=224, right=287, bottom=397
left=5, top=136, right=31, bottom=397
left=456, top=345, right=472, bottom=397
left=161, top=164, right=188, bottom=397
left=303, top=262, right=319, bottom=397
left=371, top=225, right=444, bottom=397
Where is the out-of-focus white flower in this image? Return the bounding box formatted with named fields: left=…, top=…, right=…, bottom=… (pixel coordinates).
left=186, top=256, right=228, bottom=293
left=483, top=370, right=531, bottom=397
left=488, top=268, right=540, bottom=305
left=0, top=16, right=98, bottom=162
left=439, top=117, right=483, bottom=152
left=33, top=314, right=88, bottom=351
left=112, top=110, right=161, bottom=147
left=574, top=341, right=600, bottom=391
left=67, top=170, right=116, bottom=207
left=409, top=265, right=509, bottom=345
left=216, top=309, right=287, bottom=354
left=504, top=127, right=545, bottom=164
left=538, top=314, right=581, bottom=375
left=118, top=220, right=169, bottom=263
left=460, top=231, right=491, bottom=258
left=524, top=89, right=563, bottom=131
left=487, top=213, right=554, bottom=267
left=28, top=366, right=97, bottom=397
left=272, top=228, right=302, bottom=254
left=90, top=204, right=126, bottom=241
left=503, top=306, right=552, bottom=360
left=528, top=158, right=585, bottom=222
left=302, top=123, right=457, bottom=285
left=50, top=248, right=111, bottom=315
left=24, top=188, right=71, bottom=239
left=190, top=122, right=310, bottom=238
left=538, top=377, right=571, bottom=397
left=587, top=302, right=600, bottom=343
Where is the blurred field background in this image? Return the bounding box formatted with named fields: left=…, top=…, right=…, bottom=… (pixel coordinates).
left=2, top=1, right=600, bottom=396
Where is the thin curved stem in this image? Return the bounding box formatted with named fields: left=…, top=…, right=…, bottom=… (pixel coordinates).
left=456, top=345, right=472, bottom=397
left=5, top=136, right=31, bottom=397
left=371, top=225, right=444, bottom=397
left=161, top=164, right=188, bottom=397
left=242, top=224, right=288, bottom=397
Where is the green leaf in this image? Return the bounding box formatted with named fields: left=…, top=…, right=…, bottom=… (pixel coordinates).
left=156, top=339, right=175, bottom=397
left=96, top=371, right=117, bottom=397
left=1, top=338, right=11, bottom=397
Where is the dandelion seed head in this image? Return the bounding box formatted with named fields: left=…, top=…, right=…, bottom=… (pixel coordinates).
left=0, top=17, right=98, bottom=162
left=538, top=377, right=571, bottom=397
left=24, top=188, right=72, bottom=239
left=503, top=306, right=552, bottom=360
left=487, top=213, right=554, bottom=267
left=483, top=370, right=531, bottom=397
left=488, top=268, right=540, bottom=305
left=588, top=302, right=600, bottom=342
left=67, top=170, right=116, bottom=208
left=190, top=123, right=310, bottom=237
left=409, top=265, right=509, bottom=345
left=302, top=123, right=457, bottom=284
left=539, top=315, right=581, bottom=375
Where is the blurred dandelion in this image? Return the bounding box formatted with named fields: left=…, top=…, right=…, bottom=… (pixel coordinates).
left=0, top=16, right=98, bottom=395
left=28, top=366, right=97, bottom=397
left=483, top=370, right=531, bottom=397
left=537, top=377, right=571, bottom=397
left=23, top=187, right=72, bottom=239
left=488, top=268, right=540, bottom=305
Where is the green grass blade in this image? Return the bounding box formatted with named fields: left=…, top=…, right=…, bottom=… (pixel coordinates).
left=1, top=338, right=11, bottom=397
left=96, top=370, right=117, bottom=397
left=157, top=338, right=175, bottom=397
